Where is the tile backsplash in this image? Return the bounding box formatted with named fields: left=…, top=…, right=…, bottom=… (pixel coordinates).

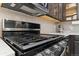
left=61, top=22, right=79, bottom=33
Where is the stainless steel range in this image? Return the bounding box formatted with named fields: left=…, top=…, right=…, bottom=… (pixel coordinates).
left=2, top=19, right=65, bottom=56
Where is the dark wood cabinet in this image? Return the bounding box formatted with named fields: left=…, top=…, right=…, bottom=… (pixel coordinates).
left=58, top=3, right=66, bottom=20
left=58, top=4, right=63, bottom=20
left=48, top=3, right=59, bottom=19
left=68, top=35, right=79, bottom=56
left=68, top=35, right=75, bottom=56
left=48, top=3, right=66, bottom=21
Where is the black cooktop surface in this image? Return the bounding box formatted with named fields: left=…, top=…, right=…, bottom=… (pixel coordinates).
left=4, top=34, right=62, bottom=50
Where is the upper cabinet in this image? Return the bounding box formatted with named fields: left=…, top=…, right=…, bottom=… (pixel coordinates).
left=59, top=4, right=66, bottom=21
left=48, top=3, right=59, bottom=19
left=48, top=3, right=66, bottom=21
left=65, top=3, right=78, bottom=21
left=48, top=3, right=79, bottom=21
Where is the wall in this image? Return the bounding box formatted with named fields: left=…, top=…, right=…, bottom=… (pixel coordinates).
left=61, top=22, right=73, bottom=33
left=60, top=21, right=79, bottom=33
left=0, top=7, right=56, bottom=37
left=71, top=24, right=79, bottom=33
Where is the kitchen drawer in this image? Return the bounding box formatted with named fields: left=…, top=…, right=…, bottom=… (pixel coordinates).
left=74, top=35, right=79, bottom=40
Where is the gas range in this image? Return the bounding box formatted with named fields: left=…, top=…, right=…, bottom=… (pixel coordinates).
left=2, top=19, right=65, bottom=56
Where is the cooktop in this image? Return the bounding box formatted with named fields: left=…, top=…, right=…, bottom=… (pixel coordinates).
left=4, top=34, right=63, bottom=51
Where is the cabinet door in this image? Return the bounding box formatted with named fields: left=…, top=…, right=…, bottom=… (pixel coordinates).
left=48, top=3, right=59, bottom=19
left=58, top=3, right=66, bottom=20
left=68, top=35, right=75, bottom=56
left=58, top=3, right=63, bottom=20
left=48, top=3, right=66, bottom=20
left=74, top=41, right=79, bottom=56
